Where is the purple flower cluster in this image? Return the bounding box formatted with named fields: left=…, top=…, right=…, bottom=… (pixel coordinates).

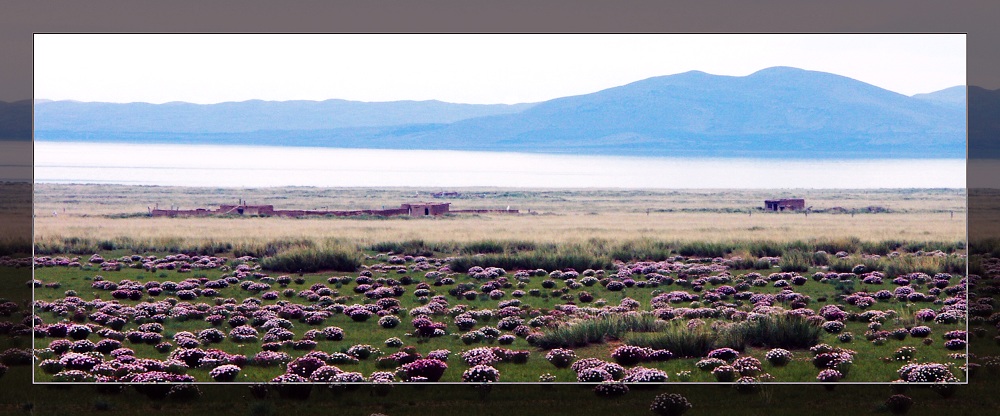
left=621, top=366, right=669, bottom=382
left=462, top=365, right=500, bottom=382
left=706, top=348, right=740, bottom=362
left=816, top=369, right=843, bottom=382
left=209, top=364, right=241, bottom=381
left=649, top=393, right=692, bottom=416
left=401, top=359, right=448, bottom=382
left=898, top=363, right=958, bottom=382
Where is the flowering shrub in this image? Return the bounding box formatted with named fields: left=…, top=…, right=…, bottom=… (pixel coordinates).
left=731, top=356, right=762, bottom=376
left=384, top=337, right=404, bottom=348
left=885, top=394, right=913, bottom=415
left=401, top=359, right=448, bottom=382
left=570, top=358, right=608, bottom=373
left=898, top=363, right=958, bottom=382
left=461, top=347, right=501, bottom=366
left=52, top=369, right=97, bottom=382
left=649, top=393, right=693, bottom=416
left=765, top=348, right=792, bottom=366
left=577, top=367, right=613, bottom=382
left=822, top=321, right=845, bottom=334
left=893, top=346, right=917, bottom=361
left=462, top=365, right=500, bottom=382
left=286, top=356, right=326, bottom=377
left=229, top=326, right=258, bottom=343
left=59, top=352, right=102, bottom=371
left=327, top=353, right=360, bottom=365
left=299, top=365, right=340, bottom=382
left=593, top=381, right=629, bottom=398
left=209, top=364, right=241, bottom=382
left=711, top=365, right=738, bottom=382
left=942, top=330, right=967, bottom=340
left=39, top=359, right=64, bottom=374
left=944, top=339, right=967, bottom=351
left=320, top=326, right=345, bottom=341
left=378, top=315, right=400, bottom=329
left=611, top=345, right=650, bottom=366
left=345, top=344, right=382, bottom=360
left=622, top=367, right=669, bottom=382
left=914, top=309, right=937, bottom=322
left=695, top=358, right=727, bottom=371
left=545, top=348, right=577, bottom=368
left=251, top=351, right=291, bottom=367
left=427, top=349, right=450, bottom=362
left=129, top=371, right=196, bottom=383
left=706, top=348, right=739, bottom=362
left=816, top=369, right=843, bottom=382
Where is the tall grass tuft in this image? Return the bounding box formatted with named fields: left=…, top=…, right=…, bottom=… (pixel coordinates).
left=232, top=239, right=313, bottom=258
left=370, top=239, right=441, bottom=256
left=778, top=250, right=810, bottom=273
left=882, top=255, right=965, bottom=278
left=0, top=237, right=31, bottom=256
left=449, top=252, right=612, bottom=274
left=723, top=314, right=822, bottom=350
left=623, top=314, right=819, bottom=355
left=460, top=240, right=538, bottom=255
left=622, top=323, right=722, bottom=358
left=608, top=239, right=674, bottom=262
left=259, top=247, right=361, bottom=273
left=676, top=242, right=730, bottom=258
left=532, top=313, right=665, bottom=349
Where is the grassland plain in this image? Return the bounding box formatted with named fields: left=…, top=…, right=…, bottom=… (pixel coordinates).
left=6, top=184, right=994, bottom=415
left=32, top=185, right=966, bottom=251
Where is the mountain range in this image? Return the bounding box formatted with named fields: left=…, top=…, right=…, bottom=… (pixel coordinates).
left=33, top=66, right=966, bottom=158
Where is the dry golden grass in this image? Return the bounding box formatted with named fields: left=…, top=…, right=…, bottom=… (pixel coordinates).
left=32, top=185, right=966, bottom=248
left=33, top=184, right=965, bottom=215
left=35, top=215, right=964, bottom=246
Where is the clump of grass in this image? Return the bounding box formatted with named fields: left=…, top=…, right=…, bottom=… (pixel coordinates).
left=449, top=251, right=611, bottom=274
left=882, top=255, right=965, bottom=278
left=0, top=237, right=31, bottom=256
left=744, top=240, right=784, bottom=258
left=532, top=313, right=665, bottom=349
left=676, top=241, right=730, bottom=258
left=608, top=239, right=674, bottom=262
left=722, top=314, right=822, bottom=350
left=860, top=240, right=906, bottom=256
left=828, top=258, right=856, bottom=273
left=259, top=246, right=361, bottom=273
left=460, top=239, right=538, bottom=255
left=811, top=251, right=829, bottom=266
left=370, top=239, right=437, bottom=256
left=33, top=235, right=249, bottom=256
left=622, top=322, right=722, bottom=358
left=811, top=237, right=864, bottom=255
left=624, top=314, right=819, bottom=355
left=232, top=238, right=314, bottom=258
left=778, top=250, right=810, bottom=273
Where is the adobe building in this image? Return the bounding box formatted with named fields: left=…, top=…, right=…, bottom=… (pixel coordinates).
left=217, top=204, right=275, bottom=216
left=764, top=199, right=805, bottom=211
left=151, top=201, right=514, bottom=218
left=401, top=202, right=451, bottom=216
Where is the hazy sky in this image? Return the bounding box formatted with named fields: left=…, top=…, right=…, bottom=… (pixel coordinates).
left=34, top=34, right=965, bottom=105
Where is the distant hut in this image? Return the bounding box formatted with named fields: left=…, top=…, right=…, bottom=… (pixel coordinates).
left=764, top=199, right=805, bottom=211
left=401, top=202, right=451, bottom=216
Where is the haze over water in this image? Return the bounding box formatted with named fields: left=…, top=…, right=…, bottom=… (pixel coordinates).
left=32, top=141, right=965, bottom=189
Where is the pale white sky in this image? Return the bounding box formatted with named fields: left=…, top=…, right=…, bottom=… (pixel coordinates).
left=34, top=34, right=965, bottom=105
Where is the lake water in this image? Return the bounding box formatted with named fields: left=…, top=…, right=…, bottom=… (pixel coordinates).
left=31, top=141, right=965, bottom=189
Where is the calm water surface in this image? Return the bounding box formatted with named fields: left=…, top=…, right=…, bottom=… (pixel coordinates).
left=32, top=141, right=966, bottom=188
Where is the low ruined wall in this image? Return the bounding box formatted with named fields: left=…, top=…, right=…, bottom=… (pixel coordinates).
left=150, top=209, right=214, bottom=217
left=452, top=209, right=519, bottom=214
